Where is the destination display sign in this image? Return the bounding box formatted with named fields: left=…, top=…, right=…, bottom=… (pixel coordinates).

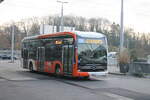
left=85, top=39, right=102, bottom=44
left=55, top=40, right=62, bottom=44
left=78, top=38, right=103, bottom=44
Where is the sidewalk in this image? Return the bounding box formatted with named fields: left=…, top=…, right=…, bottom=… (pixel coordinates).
left=0, top=60, right=38, bottom=81
left=108, top=65, right=126, bottom=75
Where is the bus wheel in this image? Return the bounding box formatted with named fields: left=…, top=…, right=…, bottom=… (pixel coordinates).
left=29, top=63, right=34, bottom=72
left=84, top=76, right=89, bottom=80
left=55, top=66, right=61, bottom=77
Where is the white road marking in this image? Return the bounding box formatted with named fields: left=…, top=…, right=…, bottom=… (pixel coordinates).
left=8, top=77, right=38, bottom=81
left=103, top=92, right=134, bottom=100
left=0, top=79, right=6, bottom=81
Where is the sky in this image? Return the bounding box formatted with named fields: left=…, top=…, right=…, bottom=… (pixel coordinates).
left=0, top=0, right=150, bottom=33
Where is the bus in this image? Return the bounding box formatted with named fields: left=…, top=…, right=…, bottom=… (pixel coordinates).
left=21, top=31, right=108, bottom=78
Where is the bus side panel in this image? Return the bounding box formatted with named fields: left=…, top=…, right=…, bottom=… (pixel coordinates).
left=53, top=61, right=63, bottom=74
left=44, top=61, right=54, bottom=73
left=72, top=46, right=89, bottom=77
left=44, top=61, right=63, bottom=74
left=72, top=47, right=79, bottom=77
left=72, top=64, right=89, bottom=77
left=72, top=64, right=78, bottom=77
left=44, top=61, right=51, bottom=73
left=35, top=60, right=39, bottom=71
left=28, top=59, right=37, bottom=71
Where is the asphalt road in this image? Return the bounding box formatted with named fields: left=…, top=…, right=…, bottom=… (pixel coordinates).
left=0, top=60, right=150, bottom=100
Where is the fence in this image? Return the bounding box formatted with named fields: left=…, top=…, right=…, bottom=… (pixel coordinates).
left=0, top=50, right=21, bottom=57
left=129, top=62, right=150, bottom=74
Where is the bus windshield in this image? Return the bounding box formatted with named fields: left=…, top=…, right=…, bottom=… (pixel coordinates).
left=78, top=38, right=107, bottom=66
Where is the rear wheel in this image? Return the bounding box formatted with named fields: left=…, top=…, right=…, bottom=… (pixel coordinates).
left=29, top=62, right=34, bottom=72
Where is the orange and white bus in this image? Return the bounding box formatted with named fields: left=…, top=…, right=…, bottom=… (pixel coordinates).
left=21, top=31, right=108, bottom=78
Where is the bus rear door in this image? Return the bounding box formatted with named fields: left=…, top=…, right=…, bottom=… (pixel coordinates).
left=22, top=48, right=28, bottom=68
left=37, top=47, right=45, bottom=72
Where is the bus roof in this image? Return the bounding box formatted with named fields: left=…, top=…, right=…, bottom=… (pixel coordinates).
left=22, top=31, right=106, bottom=41
left=74, top=31, right=106, bottom=38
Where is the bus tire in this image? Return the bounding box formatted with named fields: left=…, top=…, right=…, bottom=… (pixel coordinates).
left=55, top=65, right=61, bottom=77
left=29, top=62, right=34, bottom=72
left=84, top=76, right=89, bottom=80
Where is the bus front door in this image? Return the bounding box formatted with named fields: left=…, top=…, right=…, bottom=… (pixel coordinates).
left=62, top=45, right=74, bottom=75
left=37, top=47, right=45, bottom=72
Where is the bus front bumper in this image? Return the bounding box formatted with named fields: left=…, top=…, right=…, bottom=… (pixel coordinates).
left=88, top=71, right=108, bottom=78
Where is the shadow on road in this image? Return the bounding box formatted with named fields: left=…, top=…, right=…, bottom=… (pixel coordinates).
left=15, top=70, right=102, bottom=82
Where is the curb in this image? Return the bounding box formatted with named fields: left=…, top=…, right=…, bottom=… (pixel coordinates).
left=108, top=72, right=126, bottom=75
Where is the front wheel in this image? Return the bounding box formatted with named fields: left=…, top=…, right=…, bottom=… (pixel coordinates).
left=84, top=76, right=89, bottom=80
left=55, top=67, right=61, bottom=77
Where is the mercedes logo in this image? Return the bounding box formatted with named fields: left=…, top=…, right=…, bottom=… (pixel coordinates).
left=91, top=66, right=96, bottom=70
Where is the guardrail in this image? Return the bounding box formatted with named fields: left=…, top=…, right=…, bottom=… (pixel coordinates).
left=129, top=62, right=150, bottom=74
left=0, top=50, right=21, bottom=55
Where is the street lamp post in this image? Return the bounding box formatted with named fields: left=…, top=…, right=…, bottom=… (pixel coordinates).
left=120, top=0, right=124, bottom=51
left=57, top=0, right=68, bottom=32
left=11, top=25, right=15, bottom=63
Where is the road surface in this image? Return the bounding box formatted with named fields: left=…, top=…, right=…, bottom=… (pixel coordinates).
left=0, top=60, right=150, bottom=100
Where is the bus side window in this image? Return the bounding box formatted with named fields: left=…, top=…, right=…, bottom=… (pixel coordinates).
left=46, top=44, right=62, bottom=61
left=45, top=44, right=53, bottom=61
left=54, top=45, right=62, bottom=59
